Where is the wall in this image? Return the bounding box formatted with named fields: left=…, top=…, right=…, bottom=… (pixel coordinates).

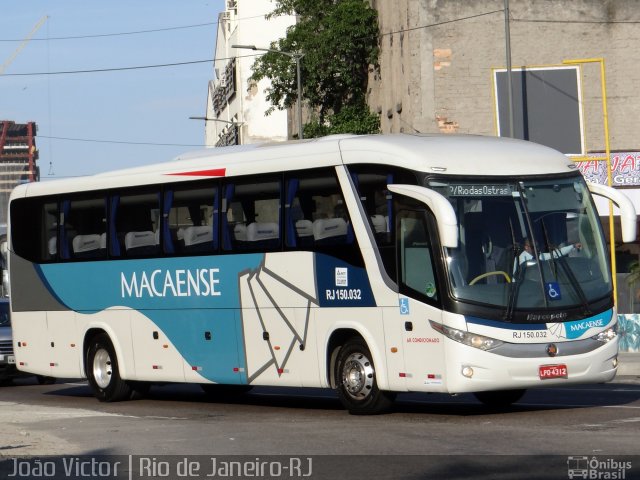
left=371, top=0, right=640, bottom=152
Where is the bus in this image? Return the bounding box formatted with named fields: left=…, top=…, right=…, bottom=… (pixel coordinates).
left=8, top=134, right=636, bottom=414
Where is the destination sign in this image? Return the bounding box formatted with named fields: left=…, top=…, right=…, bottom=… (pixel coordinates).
left=447, top=184, right=512, bottom=197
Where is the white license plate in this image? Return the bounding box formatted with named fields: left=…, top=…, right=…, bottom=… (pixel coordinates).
left=7, top=355, right=15, bottom=364
left=539, top=364, right=568, bottom=380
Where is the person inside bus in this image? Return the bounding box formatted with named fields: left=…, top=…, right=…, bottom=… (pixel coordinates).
left=514, top=237, right=582, bottom=272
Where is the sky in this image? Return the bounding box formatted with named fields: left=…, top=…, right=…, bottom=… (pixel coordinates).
left=0, top=0, right=226, bottom=180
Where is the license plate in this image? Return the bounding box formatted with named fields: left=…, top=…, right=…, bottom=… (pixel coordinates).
left=539, top=364, right=568, bottom=380
left=7, top=355, right=15, bottom=364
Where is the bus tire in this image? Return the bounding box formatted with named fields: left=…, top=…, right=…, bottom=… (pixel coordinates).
left=474, top=389, right=526, bottom=408
left=86, top=333, right=132, bottom=402
left=335, top=337, right=395, bottom=415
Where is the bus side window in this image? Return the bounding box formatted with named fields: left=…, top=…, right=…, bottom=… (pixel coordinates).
left=284, top=168, right=363, bottom=265
left=222, top=177, right=281, bottom=252
left=397, top=206, right=439, bottom=303
left=10, top=198, right=58, bottom=263
left=165, top=184, right=218, bottom=255
left=64, top=197, right=108, bottom=260
left=112, top=191, right=161, bottom=258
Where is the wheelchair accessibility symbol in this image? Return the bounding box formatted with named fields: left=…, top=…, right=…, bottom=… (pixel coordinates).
left=399, top=298, right=410, bottom=315
left=545, top=282, right=562, bottom=301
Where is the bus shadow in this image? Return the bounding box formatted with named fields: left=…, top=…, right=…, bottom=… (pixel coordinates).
left=37, top=381, right=640, bottom=416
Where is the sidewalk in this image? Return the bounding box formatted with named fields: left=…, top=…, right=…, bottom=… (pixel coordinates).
left=617, top=352, right=640, bottom=378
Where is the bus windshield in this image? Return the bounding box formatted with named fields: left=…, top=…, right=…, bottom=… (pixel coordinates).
left=428, top=176, right=611, bottom=318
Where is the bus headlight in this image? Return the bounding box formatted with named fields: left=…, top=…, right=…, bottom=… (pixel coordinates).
left=592, top=323, right=618, bottom=343
left=430, top=321, right=503, bottom=351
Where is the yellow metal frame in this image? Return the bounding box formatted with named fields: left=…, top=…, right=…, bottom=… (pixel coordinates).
left=562, top=58, right=617, bottom=304
left=489, top=63, right=584, bottom=149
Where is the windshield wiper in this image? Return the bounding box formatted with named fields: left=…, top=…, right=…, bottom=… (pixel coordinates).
left=540, top=219, right=591, bottom=315
left=504, top=219, right=521, bottom=321
left=540, top=220, right=559, bottom=279
left=516, top=182, right=549, bottom=311
left=555, top=252, right=592, bottom=316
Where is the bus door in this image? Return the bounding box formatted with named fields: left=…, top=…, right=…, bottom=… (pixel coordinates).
left=392, top=197, right=447, bottom=391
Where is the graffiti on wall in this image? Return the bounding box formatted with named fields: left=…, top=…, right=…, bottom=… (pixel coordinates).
left=619, top=314, right=640, bottom=352
left=577, top=152, right=640, bottom=186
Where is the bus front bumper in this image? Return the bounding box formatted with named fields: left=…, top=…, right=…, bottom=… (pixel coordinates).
left=442, top=337, right=618, bottom=394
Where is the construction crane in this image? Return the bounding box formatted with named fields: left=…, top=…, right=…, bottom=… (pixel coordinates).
left=0, top=15, right=48, bottom=75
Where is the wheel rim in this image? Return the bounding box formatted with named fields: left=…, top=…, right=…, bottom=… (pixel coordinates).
left=341, top=351, right=374, bottom=401
left=92, top=348, right=113, bottom=389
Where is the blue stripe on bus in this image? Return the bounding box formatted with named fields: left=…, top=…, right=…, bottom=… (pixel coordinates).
left=35, top=252, right=375, bottom=383
left=466, top=308, right=614, bottom=338
left=37, top=254, right=264, bottom=311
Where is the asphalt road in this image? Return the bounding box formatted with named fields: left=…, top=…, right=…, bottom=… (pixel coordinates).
left=1, top=376, right=639, bottom=479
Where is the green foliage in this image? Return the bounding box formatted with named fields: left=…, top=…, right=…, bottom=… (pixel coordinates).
left=304, top=104, right=380, bottom=138
left=250, top=0, right=380, bottom=135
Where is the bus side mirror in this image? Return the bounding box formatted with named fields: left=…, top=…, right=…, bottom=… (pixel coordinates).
left=587, top=182, right=637, bottom=243
left=387, top=184, right=458, bottom=248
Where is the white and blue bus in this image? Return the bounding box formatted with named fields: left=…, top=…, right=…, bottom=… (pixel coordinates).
left=8, top=134, right=636, bottom=414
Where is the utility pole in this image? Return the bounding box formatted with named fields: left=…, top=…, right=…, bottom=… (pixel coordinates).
left=504, top=0, right=514, bottom=138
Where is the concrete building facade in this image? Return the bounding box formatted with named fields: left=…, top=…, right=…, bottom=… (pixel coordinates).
left=370, top=0, right=640, bottom=148
left=0, top=121, right=38, bottom=227
left=204, top=0, right=295, bottom=146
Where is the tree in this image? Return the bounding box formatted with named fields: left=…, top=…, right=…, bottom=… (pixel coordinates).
left=249, top=0, right=380, bottom=137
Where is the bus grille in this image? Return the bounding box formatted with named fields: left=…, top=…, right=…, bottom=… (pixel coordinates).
left=0, top=340, right=13, bottom=355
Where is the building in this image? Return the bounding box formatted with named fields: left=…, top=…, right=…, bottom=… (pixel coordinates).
left=203, top=0, right=296, bottom=146
left=0, top=121, right=38, bottom=227
left=370, top=0, right=640, bottom=350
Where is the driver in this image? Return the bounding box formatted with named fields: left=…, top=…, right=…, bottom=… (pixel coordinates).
left=515, top=238, right=582, bottom=272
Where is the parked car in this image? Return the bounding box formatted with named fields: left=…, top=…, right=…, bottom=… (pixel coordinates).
left=0, top=298, right=17, bottom=384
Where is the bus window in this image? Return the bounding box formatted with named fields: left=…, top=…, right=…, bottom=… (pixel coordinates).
left=284, top=168, right=363, bottom=265
left=222, top=177, right=281, bottom=252
left=397, top=201, right=439, bottom=303
left=347, top=165, right=418, bottom=248
left=165, top=184, right=218, bottom=254
left=63, top=197, right=107, bottom=260
left=10, top=198, right=58, bottom=263
left=111, top=191, right=161, bottom=258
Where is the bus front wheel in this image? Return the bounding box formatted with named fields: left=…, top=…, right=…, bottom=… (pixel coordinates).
left=335, top=337, right=395, bottom=415
left=86, top=333, right=132, bottom=402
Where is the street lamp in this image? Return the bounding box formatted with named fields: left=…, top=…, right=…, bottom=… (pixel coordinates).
left=189, top=116, right=243, bottom=147
left=232, top=44, right=304, bottom=140
left=188, top=116, right=240, bottom=125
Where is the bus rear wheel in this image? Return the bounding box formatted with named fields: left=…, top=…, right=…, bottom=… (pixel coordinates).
left=474, top=389, right=526, bottom=408
left=335, top=337, right=395, bottom=415
left=86, top=333, right=132, bottom=402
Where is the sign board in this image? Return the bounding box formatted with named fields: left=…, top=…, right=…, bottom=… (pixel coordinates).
left=494, top=66, right=584, bottom=156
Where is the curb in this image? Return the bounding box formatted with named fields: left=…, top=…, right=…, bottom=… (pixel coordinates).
left=617, top=352, right=640, bottom=376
